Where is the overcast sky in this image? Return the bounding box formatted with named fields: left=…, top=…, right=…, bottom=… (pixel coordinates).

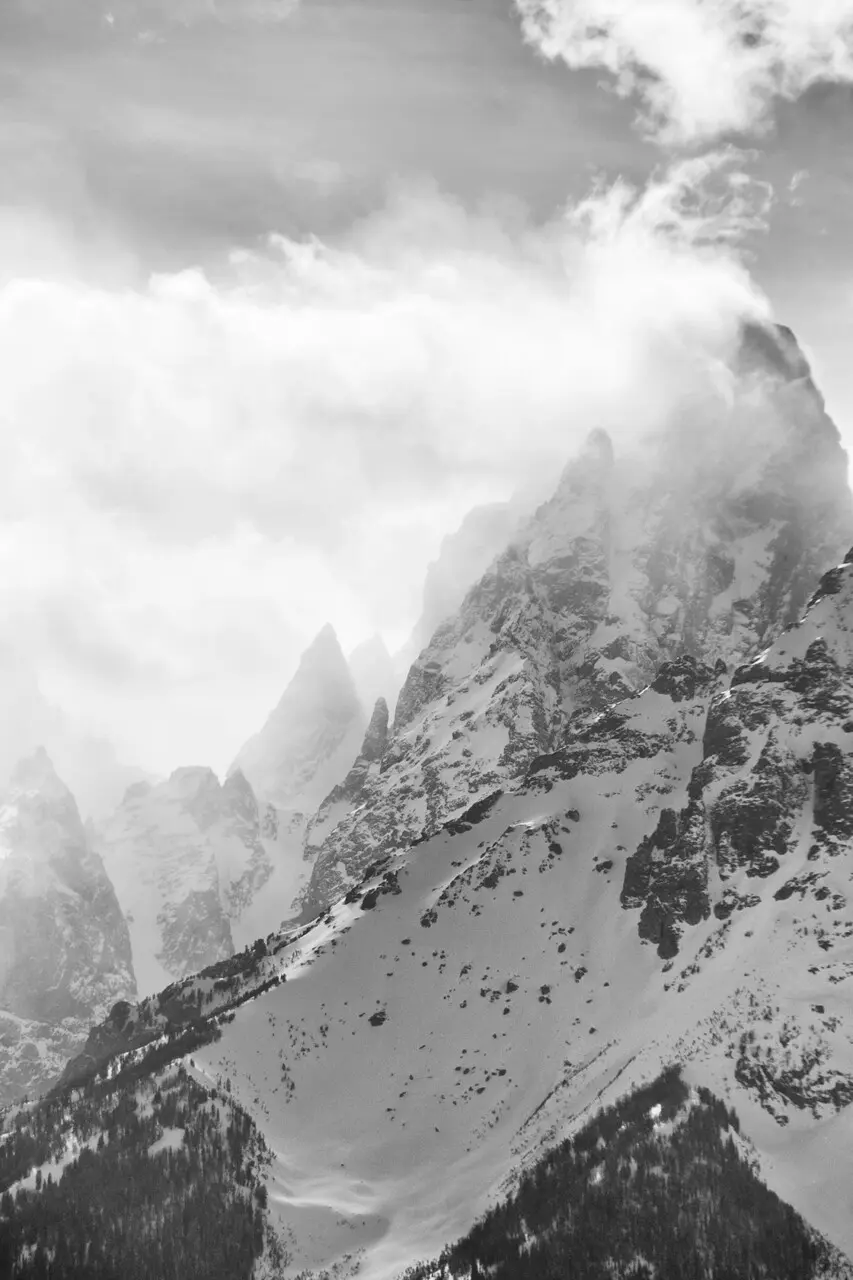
left=2, top=0, right=853, bottom=776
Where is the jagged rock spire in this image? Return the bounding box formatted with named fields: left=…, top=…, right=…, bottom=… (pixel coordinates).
left=229, top=623, right=363, bottom=809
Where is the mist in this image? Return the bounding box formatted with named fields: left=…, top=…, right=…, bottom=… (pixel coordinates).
left=0, top=145, right=783, bottom=779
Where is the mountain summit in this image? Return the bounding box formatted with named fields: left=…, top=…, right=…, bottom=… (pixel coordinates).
left=229, top=623, right=366, bottom=812
left=297, top=323, right=853, bottom=915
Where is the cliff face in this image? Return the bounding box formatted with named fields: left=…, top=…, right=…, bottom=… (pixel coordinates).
left=622, top=550, right=853, bottom=957
left=0, top=749, right=136, bottom=1103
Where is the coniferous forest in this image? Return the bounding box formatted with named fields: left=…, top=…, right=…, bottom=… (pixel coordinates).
left=402, top=1067, right=837, bottom=1280
left=0, top=1062, right=284, bottom=1280
left=1, top=1061, right=846, bottom=1280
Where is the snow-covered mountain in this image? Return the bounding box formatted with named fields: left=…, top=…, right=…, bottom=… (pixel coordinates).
left=44, top=536, right=853, bottom=1279
left=96, top=766, right=304, bottom=997
left=297, top=322, right=853, bottom=917
left=0, top=749, right=136, bottom=1104
left=5, top=321, right=853, bottom=1277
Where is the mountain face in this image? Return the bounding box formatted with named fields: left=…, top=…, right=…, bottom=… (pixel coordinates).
left=229, top=623, right=366, bottom=813
left=43, top=543, right=853, bottom=1279
left=402, top=501, right=524, bottom=667
left=303, top=696, right=390, bottom=860
left=0, top=749, right=136, bottom=1104
left=96, top=766, right=300, bottom=998
left=621, top=548, right=853, bottom=962
left=297, top=323, right=853, bottom=916
left=5, top=323, right=853, bottom=1276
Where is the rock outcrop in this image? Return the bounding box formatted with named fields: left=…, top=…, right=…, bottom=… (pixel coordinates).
left=623, top=549, right=853, bottom=957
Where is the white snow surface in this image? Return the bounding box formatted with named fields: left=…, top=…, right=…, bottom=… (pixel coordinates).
left=142, top=558, right=853, bottom=1279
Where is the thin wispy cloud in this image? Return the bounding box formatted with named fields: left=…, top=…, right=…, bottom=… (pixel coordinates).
left=515, top=0, right=853, bottom=145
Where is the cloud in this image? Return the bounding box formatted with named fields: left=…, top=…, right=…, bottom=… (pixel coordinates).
left=515, top=0, right=853, bottom=145
left=0, top=153, right=772, bottom=772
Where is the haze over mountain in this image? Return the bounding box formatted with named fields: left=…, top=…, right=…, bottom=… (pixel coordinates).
left=5, top=2, right=853, bottom=1279
left=5, top=315, right=853, bottom=1280
left=27, top=485, right=853, bottom=1276
left=0, top=659, right=152, bottom=822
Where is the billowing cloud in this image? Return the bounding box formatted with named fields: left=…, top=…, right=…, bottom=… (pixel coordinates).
left=515, top=0, right=853, bottom=144
left=0, top=153, right=771, bottom=773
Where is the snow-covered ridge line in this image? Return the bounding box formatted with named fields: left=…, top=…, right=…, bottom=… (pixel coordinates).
left=56, top=848, right=414, bottom=1095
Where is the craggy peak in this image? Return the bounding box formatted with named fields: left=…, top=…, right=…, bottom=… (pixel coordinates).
left=3, top=3, right=853, bottom=1279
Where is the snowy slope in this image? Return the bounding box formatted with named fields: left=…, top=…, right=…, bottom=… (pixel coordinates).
left=299, top=323, right=853, bottom=916
left=55, top=549, right=853, bottom=1277
left=0, top=749, right=136, bottom=1104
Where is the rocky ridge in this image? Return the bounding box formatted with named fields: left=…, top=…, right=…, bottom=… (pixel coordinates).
left=96, top=764, right=303, bottom=998
left=400, top=500, right=525, bottom=671
left=621, top=548, right=853, bottom=959
left=297, top=323, right=853, bottom=916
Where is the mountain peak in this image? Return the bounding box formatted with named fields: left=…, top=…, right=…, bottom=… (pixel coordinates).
left=738, top=319, right=813, bottom=384
left=310, top=621, right=341, bottom=653
left=167, top=765, right=219, bottom=791
left=10, top=746, right=71, bottom=801
left=228, top=622, right=364, bottom=809
left=222, top=766, right=252, bottom=794
left=349, top=633, right=391, bottom=665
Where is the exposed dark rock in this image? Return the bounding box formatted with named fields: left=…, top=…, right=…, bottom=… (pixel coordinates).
left=622, top=802, right=710, bottom=957
left=650, top=655, right=716, bottom=703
